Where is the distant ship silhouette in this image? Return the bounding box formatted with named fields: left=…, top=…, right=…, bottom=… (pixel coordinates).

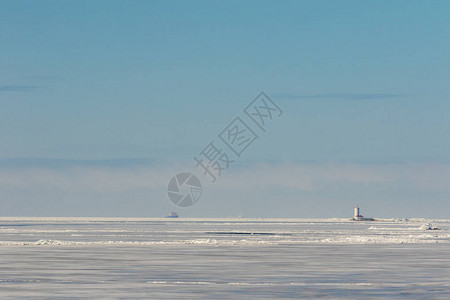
left=166, top=212, right=179, bottom=218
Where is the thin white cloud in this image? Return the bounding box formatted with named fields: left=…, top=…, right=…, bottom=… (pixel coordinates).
left=273, top=92, right=406, bottom=101
left=0, top=166, right=172, bottom=192
left=0, top=85, right=38, bottom=92
left=214, top=162, right=450, bottom=193
left=1, top=162, right=449, bottom=194
left=1, top=161, right=449, bottom=217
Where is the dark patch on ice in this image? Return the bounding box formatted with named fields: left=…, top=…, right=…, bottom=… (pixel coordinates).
left=205, top=232, right=292, bottom=236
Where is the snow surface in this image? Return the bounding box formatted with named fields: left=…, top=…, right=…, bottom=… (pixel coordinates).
left=1, top=218, right=449, bottom=298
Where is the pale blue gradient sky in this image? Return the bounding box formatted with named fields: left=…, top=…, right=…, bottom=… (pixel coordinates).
left=1, top=1, right=449, bottom=217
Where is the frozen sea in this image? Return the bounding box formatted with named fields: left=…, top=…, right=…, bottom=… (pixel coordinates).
left=1, top=217, right=449, bottom=299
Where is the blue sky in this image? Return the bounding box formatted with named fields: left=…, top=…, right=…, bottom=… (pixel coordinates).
left=1, top=1, right=449, bottom=217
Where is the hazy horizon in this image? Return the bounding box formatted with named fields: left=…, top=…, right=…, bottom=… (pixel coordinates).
left=1, top=157, right=449, bottom=218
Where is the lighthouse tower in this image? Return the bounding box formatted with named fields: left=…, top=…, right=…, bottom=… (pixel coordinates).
left=353, top=205, right=365, bottom=220
left=354, top=205, right=360, bottom=218
left=352, top=205, right=374, bottom=221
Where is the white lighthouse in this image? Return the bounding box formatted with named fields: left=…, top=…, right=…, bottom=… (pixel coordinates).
left=352, top=205, right=374, bottom=221
left=354, top=205, right=360, bottom=218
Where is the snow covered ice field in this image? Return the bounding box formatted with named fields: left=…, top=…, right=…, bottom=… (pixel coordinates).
left=1, top=218, right=449, bottom=299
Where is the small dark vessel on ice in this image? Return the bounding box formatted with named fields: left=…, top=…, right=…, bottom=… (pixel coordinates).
left=166, top=212, right=179, bottom=218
